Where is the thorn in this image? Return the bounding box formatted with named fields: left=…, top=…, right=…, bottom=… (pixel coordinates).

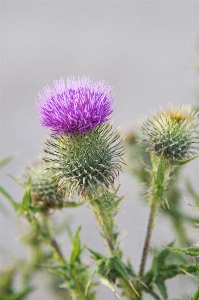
left=136, top=277, right=148, bottom=289
left=184, top=196, right=192, bottom=207
left=118, top=232, right=127, bottom=245
left=128, top=280, right=140, bottom=296
left=164, top=197, right=170, bottom=209
left=114, top=291, right=122, bottom=300
left=85, top=277, right=92, bottom=296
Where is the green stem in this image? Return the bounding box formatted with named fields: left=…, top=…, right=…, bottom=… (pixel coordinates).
left=139, top=155, right=169, bottom=279
left=42, top=214, right=67, bottom=265
left=91, top=198, right=139, bottom=300
left=138, top=200, right=158, bottom=278
left=50, top=237, right=66, bottom=264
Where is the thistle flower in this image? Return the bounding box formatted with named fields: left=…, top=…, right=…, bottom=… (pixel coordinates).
left=30, top=162, right=66, bottom=208
left=43, top=123, right=125, bottom=198
left=37, top=76, right=113, bottom=136
left=142, top=105, right=199, bottom=163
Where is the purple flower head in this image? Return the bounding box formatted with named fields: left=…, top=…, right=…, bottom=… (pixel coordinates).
left=37, top=76, right=114, bottom=136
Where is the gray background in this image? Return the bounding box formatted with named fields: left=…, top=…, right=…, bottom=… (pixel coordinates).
left=1, top=1, right=199, bottom=299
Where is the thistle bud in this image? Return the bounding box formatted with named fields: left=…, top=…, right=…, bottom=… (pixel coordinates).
left=44, top=123, right=125, bottom=198
left=30, top=162, right=65, bottom=208
left=142, top=105, right=199, bottom=163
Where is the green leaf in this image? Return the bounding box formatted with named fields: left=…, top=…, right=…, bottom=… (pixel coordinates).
left=29, top=203, right=44, bottom=213
left=86, top=247, right=105, bottom=260
left=146, top=291, right=161, bottom=300
left=156, top=156, right=165, bottom=186
left=176, top=155, right=199, bottom=166
left=156, top=242, right=174, bottom=262
left=41, top=264, right=68, bottom=270
left=167, top=247, right=199, bottom=257
left=177, top=267, right=199, bottom=282
left=112, top=256, right=130, bottom=282
left=98, top=276, right=116, bottom=292
left=97, top=275, right=122, bottom=300
left=0, top=155, right=14, bottom=168
left=151, top=242, right=174, bottom=279
left=159, top=264, right=197, bottom=280
left=0, top=186, right=20, bottom=211
left=21, top=178, right=31, bottom=210
left=155, top=278, right=168, bottom=299
left=62, top=201, right=84, bottom=208
left=70, top=226, right=81, bottom=263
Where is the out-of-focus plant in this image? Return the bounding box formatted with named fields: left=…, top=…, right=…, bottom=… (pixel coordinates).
left=1, top=76, right=199, bottom=300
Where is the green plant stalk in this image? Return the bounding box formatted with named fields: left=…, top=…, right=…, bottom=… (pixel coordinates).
left=138, top=199, right=158, bottom=279
left=91, top=196, right=140, bottom=300
left=93, top=207, right=117, bottom=254
left=38, top=214, right=67, bottom=265
left=90, top=193, right=120, bottom=256
left=70, top=278, right=92, bottom=300
left=138, top=155, right=172, bottom=279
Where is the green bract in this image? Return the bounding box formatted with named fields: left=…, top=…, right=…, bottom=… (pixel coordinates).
left=142, top=105, right=199, bottom=163
left=30, top=162, right=65, bottom=208
left=43, top=123, right=125, bottom=198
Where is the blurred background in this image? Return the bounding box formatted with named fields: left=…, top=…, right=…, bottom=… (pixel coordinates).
left=1, top=1, right=199, bottom=299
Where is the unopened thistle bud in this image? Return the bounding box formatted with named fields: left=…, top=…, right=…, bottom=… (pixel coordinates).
left=142, top=105, right=199, bottom=163
left=44, top=123, right=125, bottom=198
left=37, top=76, right=113, bottom=136
left=30, top=162, right=66, bottom=208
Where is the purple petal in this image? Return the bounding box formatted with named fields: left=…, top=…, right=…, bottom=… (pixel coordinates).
left=37, top=76, right=114, bottom=135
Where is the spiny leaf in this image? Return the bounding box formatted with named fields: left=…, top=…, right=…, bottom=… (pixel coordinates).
left=86, top=247, right=105, bottom=260
left=70, top=226, right=82, bottom=263
left=177, top=267, right=199, bottom=282
left=41, top=264, right=68, bottom=270
left=97, top=275, right=122, bottom=300
left=167, top=246, right=199, bottom=257
left=112, top=256, right=130, bottom=282
left=0, top=186, right=20, bottom=211
left=29, top=203, right=44, bottom=213
left=0, top=155, right=14, bottom=168
left=176, top=155, right=199, bottom=165
left=156, top=241, right=174, bottom=262
left=155, top=278, right=168, bottom=299
left=156, top=156, right=165, bottom=186
left=22, top=188, right=31, bottom=211
left=146, top=290, right=161, bottom=300
left=62, top=201, right=84, bottom=208
left=159, top=264, right=197, bottom=280
left=21, top=178, right=31, bottom=210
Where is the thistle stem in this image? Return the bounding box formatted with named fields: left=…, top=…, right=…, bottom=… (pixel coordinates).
left=50, top=237, right=66, bottom=264
left=106, top=237, right=115, bottom=253
left=138, top=155, right=170, bottom=279
left=138, top=200, right=158, bottom=278
left=42, top=214, right=67, bottom=265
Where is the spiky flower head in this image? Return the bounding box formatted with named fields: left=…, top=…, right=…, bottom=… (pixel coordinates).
left=142, top=105, right=199, bottom=163
left=44, top=123, right=125, bottom=198
left=30, top=162, right=66, bottom=209
left=37, top=76, right=114, bottom=136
